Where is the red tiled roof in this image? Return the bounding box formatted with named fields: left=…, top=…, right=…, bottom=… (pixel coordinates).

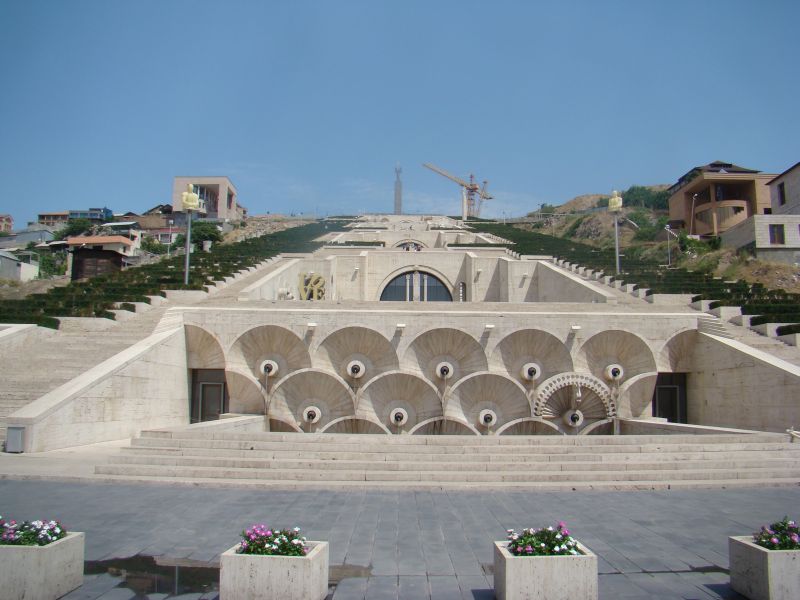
left=66, top=235, right=134, bottom=246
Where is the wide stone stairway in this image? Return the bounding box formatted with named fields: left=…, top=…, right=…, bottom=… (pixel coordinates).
left=96, top=429, right=800, bottom=490
left=0, top=307, right=169, bottom=442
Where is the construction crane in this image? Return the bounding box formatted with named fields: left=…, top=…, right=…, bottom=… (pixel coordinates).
left=423, top=163, right=492, bottom=220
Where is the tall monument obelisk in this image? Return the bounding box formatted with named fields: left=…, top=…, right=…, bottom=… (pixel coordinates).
left=394, top=164, right=402, bottom=215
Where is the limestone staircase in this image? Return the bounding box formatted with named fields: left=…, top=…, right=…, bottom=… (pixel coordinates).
left=0, top=306, right=169, bottom=442
left=697, top=315, right=800, bottom=366
left=95, top=430, right=800, bottom=490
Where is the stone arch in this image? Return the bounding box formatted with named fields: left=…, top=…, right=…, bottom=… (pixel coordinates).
left=228, top=325, right=311, bottom=380
left=269, top=369, right=355, bottom=431
left=575, top=329, right=657, bottom=382
left=533, top=372, right=615, bottom=431
left=316, top=326, right=399, bottom=384
left=446, top=372, right=531, bottom=432
left=393, top=239, right=428, bottom=249
left=357, top=371, right=443, bottom=432
left=225, top=370, right=266, bottom=415
left=617, top=372, right=659, bottom=419
left=185, top=324, right=225, bottom=369
left=403, top=327, right=488, bottom=385
left=490, top=329, right=573, bottom=382
left=657, top=329, right=698, bottom=372
left=375, top=266, right=455, bottom=301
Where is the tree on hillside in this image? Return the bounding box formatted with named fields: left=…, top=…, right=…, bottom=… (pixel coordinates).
left=53, top=218, right=93, bottom=240
left=622, top=186, right=669, bottom=210
left=174, top=221, right=223, bottom=249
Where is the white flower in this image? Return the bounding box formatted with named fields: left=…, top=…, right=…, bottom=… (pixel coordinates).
left=555, top=534, right=562, bottom=540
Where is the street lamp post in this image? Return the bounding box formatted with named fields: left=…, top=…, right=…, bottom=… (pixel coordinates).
left=608, top=190, right=623, bottom=274
left=167, top=219, right=173, bottom=258
left=665, top=224, right=671, bottom=267
left=181, top=185, right=200, bottom=285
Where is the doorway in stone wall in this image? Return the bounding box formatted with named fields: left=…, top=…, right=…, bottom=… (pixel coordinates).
left=652, top=373, right=687, bottom=423
left=191, top=369, right=229, bottom=423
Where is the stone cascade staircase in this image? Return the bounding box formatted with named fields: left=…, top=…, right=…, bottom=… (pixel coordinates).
left=697, top=315, right=800, bottom=366
left=95, top=430, right=800, bottom=490
left=0, top=306, right=169, bottom=441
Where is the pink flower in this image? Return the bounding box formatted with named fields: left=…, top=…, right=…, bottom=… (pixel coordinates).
left=770, top=537, right=779, bottom=545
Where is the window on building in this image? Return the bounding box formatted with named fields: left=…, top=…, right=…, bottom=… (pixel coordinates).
left=380, top=271, right=452, bottom=302
left=764, top=208, right=772, bottom=214
left=778, top=182, right=786, bottom=206
left=769, top=224, right=785, bottom=245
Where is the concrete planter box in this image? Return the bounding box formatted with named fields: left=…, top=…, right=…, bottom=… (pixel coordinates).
left=0, top=531, right=85, bottom=600
left=493, top=540, right=597, bottom=600
left=729, top=536, right=800, bottom=600
left=220, top=540, right=329, bottom=600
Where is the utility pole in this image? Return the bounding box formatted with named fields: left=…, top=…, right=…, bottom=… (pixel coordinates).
left=394, top=164, right=402, bottom=215
left=609, top=190, right=623, bottom=274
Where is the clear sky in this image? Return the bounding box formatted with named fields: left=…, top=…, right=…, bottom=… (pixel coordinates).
left=1, top=0, right=798, bottom=226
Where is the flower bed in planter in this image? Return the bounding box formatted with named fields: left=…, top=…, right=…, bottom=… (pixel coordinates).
left=729, top=517, right=800, bottom=600
left=494, top=522, right=597, bottom=600
left=0, top=516, right=84, bottom=600
left=219, top=525, right=328, bottom=600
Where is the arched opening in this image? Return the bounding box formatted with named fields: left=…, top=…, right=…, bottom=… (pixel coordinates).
left=379, top=270, right=453, bottom=302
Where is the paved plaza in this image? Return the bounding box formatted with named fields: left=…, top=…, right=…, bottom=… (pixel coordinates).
left=2, top=479, right=798, bottom=599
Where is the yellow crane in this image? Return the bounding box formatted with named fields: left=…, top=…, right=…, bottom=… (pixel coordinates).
left=423, top=163, right=492, bottom=220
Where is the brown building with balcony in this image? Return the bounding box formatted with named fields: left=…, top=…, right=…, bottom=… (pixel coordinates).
left=667, top=161, right=775, bottom=238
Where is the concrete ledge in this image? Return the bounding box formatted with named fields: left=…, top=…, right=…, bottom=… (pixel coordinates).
left=56, top=317, right=118, bottom=332
left=645, top=293, right=694, bottom=305
left=618, top=419, right=768, bottom=436
left=731, top=314, right=756, bottom=327
left=710, top=306, right=742, bottom=321
left=750, top=322, right=795, bottom=338
left=162, top=289, right=208, bottom=302
left=690, top=300, right=715, bottom=311
left=778, top=333, right=800, bottom=347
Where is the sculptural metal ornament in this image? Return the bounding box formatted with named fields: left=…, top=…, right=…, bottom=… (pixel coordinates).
left=181, top=184, right=200, bottom=210
left=299, top=272, right=326, bottom=300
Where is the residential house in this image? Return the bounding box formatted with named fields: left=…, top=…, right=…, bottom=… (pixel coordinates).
left=667, top=161, right=775, bottom=237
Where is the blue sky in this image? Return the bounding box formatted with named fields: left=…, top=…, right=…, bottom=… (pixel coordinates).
left=1, top=1, right=798, bottom=226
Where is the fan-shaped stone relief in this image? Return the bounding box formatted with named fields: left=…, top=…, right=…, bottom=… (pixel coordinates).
left=575, top=329, right=657, bottom=382
left=403, top=328, right=488, bottom=385
left=490, top=329, right=573, bottom=383
left=269, top=369, right=355, bottom=431
left=533, top=372, right=615, bottom=434
left=445, top=372, right=531, bottom=432
left=316, top=326, right=399, bottom=384
left=225, top=370, right=266, bottom=415
left=357, top=371, right=443, bottom=432
left=227, top=325, right=311, bottom=380
left=658, top=329, right=698, bottom=372
left=185, top=325, right=226, bottom=369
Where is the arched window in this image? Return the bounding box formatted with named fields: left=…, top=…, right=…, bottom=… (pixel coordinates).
left=380, top=271, right=453, bottom=302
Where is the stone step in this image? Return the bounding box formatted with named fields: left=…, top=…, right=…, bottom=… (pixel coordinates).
left=94, top=463, right=800, bottom=483
left=118, top=444, right=800, bottom=463
left=77, top=473, right=800, bottom=492
left=129, top=436, right=793, bottom=455
left=138, top=429, right=784, bottom=445
left=109, top=453, right=800, bottom=473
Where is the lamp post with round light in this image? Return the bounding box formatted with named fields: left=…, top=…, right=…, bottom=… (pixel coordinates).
left=608, top=190, right=623, bottom=274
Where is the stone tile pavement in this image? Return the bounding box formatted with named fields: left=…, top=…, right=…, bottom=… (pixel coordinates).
left=2, top=479, right=798, bottom=599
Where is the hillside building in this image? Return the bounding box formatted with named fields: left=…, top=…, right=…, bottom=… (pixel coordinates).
left=171, top=176, right=246, bottom=222
left=667, top=161, right=775, bottom=238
